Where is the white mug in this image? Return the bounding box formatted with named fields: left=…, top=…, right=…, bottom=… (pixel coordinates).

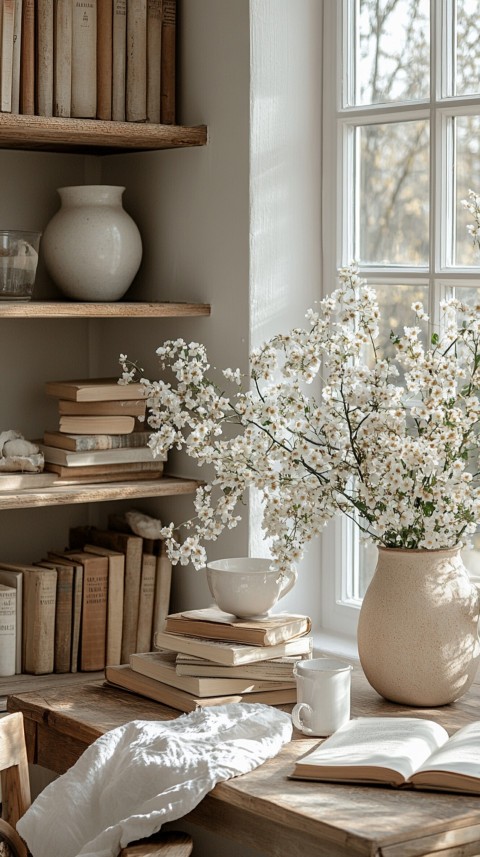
left=205, top=557, right=297, bottom=619
left=292, top=658, right=353, bottom=736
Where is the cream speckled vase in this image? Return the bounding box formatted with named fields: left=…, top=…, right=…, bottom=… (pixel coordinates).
left=42, top=185, right=143, bottom=301
left=357, top=546, right=480, bottom=706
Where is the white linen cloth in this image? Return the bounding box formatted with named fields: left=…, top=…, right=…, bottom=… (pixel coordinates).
left=17, top=702, right=292, bottom=857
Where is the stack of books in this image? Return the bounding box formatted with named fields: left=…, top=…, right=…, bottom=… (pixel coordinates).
left=3, top=0, right=176, bottom=124
left=105, top=607, right=313, bottom=712
left=40, top=377, right=165, bottom=484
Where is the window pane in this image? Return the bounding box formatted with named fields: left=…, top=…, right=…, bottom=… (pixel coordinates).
left=357, top=541, right=377, bottom=599
left=354, top=0, right=430, bottom=106
left=358, top=121, right=429, bottom=265
left=455, top=0, right=480, bottom=96
left=366, top=282, right=429, bottom=360
left=455, top=115, right=480, bottom=266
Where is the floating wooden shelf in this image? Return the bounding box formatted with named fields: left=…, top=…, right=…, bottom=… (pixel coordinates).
left=0, top=301, right=211, bottom=318
left=0, top=476, right=201, bottom=511
left=0, top=114, right=208, bottom=154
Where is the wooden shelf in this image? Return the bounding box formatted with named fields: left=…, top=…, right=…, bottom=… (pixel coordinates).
left=0, top=476, right=201, bottom=510
left=0, top=114, right=208, bottom=154
left=0, top=301, right=211, bottom=318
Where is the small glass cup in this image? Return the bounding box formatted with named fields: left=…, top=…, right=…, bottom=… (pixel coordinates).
left=0, top=230, right=42, bottom=301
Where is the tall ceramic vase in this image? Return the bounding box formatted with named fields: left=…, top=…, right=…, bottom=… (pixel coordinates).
left=42, top=185, right=143, bottom=301
left=357, top=546, right=480, bottom=706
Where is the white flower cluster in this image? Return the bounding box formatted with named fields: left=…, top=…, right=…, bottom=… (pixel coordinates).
left=119, top=262, right=480, bottom=572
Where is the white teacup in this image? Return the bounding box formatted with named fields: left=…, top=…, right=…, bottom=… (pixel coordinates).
left=205, top=557, right=297, bottom=619
left=292, top=658, right=353, bottom=736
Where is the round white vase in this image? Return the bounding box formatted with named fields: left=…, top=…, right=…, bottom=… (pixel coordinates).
left=357, top=546, right=480, bottom=707
left=42, top=185, right=143, bottom=301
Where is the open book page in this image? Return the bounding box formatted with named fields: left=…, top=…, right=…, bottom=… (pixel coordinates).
left=291, top=717, right=449, bottom=786
left=411, top=721, right=480, bottom=793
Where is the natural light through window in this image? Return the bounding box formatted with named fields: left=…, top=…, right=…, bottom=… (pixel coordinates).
left=321, top=0, right=480, bottom=635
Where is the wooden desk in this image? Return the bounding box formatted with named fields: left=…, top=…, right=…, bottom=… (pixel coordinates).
left=7, top=670, right=480, bottom=857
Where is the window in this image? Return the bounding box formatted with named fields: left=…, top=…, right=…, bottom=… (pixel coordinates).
left=321, top=0, right=480, bottom=637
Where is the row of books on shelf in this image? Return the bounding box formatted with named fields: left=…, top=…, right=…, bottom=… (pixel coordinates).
left=105, top=607, right=313, bottom=712
left=1, top=0, right=176, bottom=123
left=37, top=376, right=164, bottom=486
left=0, top=515, right=172, bottom=677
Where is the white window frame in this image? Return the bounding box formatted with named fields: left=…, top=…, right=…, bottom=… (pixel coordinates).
left=321, top=0, right=480, bottom=638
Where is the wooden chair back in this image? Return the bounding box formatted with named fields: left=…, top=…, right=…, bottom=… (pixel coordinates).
left=0, top=712, right=192, bottom=857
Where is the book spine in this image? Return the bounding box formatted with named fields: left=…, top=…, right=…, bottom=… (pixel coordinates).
left=96, top=0, right=112, bottom=119
left=125, top=0, right=147, bottom=122
left=135, top=552, right=156, bottom=653
left=71, top=0, right=96, bottom=117
left=0, top=586, right=16, bottom=677
left=36, top=0, right=54, bottom=116
left=112, top=0, right=126, bottom=120
left=146, top=0, right=161, bottom=122
left=54, top=564, right=73, bottom=673
left=23, top=570, right=57, bottom=675
left=160, top=0, right=175, bottom=123
left=70, top=564, right=83, bottom=672
left=11, top=0, right=22, bottom=112
left=53, top=0, right=72, bottom=117
left=79, top=559, right=108, bottom=671
left=105, top=558, right=124, bottom=666
left=1, top=0, right=16, bottom=112
left=19, top=0, right=34, bottom=114
left=120, top=541, right=143, bottom=663
left=152, top=540, right=171, bottom=636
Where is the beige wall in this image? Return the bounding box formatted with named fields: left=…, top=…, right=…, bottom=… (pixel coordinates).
left=1, top=2, right=322, bottom=854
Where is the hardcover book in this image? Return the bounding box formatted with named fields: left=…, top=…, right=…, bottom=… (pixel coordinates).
left=47, top=552, right=84, bottom=673
left=105, top=663, right=297, bottom=712
left=36, top=0, right=54, bottom=116
left=45, top=460, right=164, bottom=478
left=135, top=552, right=156, bottom=653
left=126, top=0, right=147, bottom=122
left=96, top=0, right=112, bottom=119
left=83, top=544, right=124, bottom=667
left=70, top=526, right=143, bottom=663
left=43, top=430, right=151, bottom=452
left=0, top=562, right=57, bottom=675
left=290, top=717, right=480, bottom=795
left=0, top=568, right=22, bottom=672
left=71, top=0, right=97, bottom=118
left=0, top=583, right=16, bottom=677
left=38, top=442, right=157, bottom=467
left=130, top=650, right=296, bottom=697
left=175, top=653, right=308, bottom=681
left=112, top=0, right=127, bottom=120
left=57, top=398, right=147, bottom=417
left=65, top=550, right=108, bottom=672
left=153, top=630, right=313, bottom=666
left=164, top=608, right=312, bottom=646
left=57, top=415, right=136, bottom=435
left=45, top=378, right=148, bottom=402
left=36, top=559, right=73, bottom=674
left=53, top=0, right=72, bottom=116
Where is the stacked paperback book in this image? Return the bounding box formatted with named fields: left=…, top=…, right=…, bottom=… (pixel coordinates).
left=105, top=607, right=313, bottom=712
left=39, top=377, right=165, bottom=484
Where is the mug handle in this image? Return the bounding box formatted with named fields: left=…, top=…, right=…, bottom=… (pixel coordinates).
left=278, top=566, right=297, bottom=600
left=291, top=702, right=314, bottom=735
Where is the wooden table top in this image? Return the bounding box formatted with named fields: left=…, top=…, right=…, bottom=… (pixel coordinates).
left=7, top=669, right=480, bottom=857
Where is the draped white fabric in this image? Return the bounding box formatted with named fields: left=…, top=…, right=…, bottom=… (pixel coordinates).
left=17, top=702, right=293, bottom=857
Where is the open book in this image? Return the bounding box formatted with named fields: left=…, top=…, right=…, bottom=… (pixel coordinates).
left=290, top=717, right=480, bottom=794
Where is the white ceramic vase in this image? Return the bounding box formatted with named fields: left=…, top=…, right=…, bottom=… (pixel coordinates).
left=357, top=546, right=480, bottom=706
left=42, top=185, right=143, bottom=301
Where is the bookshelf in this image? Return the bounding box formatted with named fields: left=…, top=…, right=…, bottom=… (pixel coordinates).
left=0, top=111, right=209, bottom=687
